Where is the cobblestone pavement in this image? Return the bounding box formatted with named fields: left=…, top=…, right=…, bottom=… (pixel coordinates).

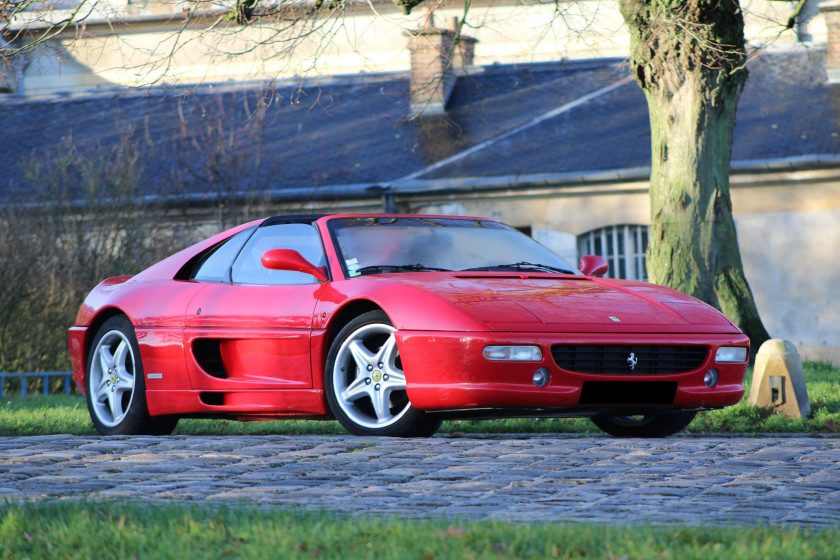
left=2, top=434, right=839, bottom=526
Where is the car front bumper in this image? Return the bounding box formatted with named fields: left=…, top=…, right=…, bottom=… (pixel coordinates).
left=67, top=326, right=88, bottom=396
left=397, top=331, right=749, bottom=413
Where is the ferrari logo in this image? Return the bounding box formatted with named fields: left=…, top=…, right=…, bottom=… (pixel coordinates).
left=609, top=316, right=621, bottom=322
left=627, top=352, right=638, bottom=372
left=372, top=370, right=382, bottom=382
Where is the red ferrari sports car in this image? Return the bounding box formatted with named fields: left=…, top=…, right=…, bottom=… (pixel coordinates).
left=68, top=214, right=749, bottom=438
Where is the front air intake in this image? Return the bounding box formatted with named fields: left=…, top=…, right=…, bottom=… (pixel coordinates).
left=552, top=345, right=707, bottom=375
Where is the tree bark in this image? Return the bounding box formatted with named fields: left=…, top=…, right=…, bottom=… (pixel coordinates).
left=619, top=0, right=769, bottom=349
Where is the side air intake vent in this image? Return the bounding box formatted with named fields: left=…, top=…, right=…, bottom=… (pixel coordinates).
left=199, top=392, right=225, bottom=406
left=192, top=339, right=227, bottom=378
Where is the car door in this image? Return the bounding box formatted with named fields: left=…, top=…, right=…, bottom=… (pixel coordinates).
left=183, top=222, right=328, bottom=391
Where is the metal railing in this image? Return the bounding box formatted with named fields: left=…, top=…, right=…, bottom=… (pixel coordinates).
left=0, top=371, right=75, bottom=398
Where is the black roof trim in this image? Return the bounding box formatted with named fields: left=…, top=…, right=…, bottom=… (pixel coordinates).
left=261, top=214, right=330, bottom=227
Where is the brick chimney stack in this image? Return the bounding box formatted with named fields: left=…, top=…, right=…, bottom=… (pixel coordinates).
left=405, top=16, right=477, bottom=117
left=448, top=16, right=478, bottom=68
left=822, top=1, right=840, bottom=83
left=405, top=26, right=456, bottom=117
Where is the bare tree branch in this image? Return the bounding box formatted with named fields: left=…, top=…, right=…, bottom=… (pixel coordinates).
left=786, top=0, right=808, bottom=30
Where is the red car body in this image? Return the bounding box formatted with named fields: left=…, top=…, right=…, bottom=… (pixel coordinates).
left=68, top=214, right=749, bottom=437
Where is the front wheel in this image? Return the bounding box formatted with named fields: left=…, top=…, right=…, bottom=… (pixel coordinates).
left=86, top=315, right=178, bottom=435
left=325, top=311, right=441, bottom=437
left=591, top=410, right=697, bottom=438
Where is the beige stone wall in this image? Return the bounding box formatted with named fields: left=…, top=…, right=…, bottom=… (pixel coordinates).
left=737, top=206, right=840, bottom=364
left=732, top=178, right=840, bottom=364
left=16, top=0, right=815, bottom=95
left=22, top=1, right=627, bottom=94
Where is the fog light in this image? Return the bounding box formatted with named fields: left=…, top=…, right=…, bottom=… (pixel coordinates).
left=704, top=368, right=719, bottom=388
left=483, top=345, right=542, bottom=362
left=715, top=346, right=748, bottom=363
left=533, top=368, right=550, bottom=388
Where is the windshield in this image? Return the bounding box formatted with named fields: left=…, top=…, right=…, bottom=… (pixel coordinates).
left=328, top=216, right=580, bottom=278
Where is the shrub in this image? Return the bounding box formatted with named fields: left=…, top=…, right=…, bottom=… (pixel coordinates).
left=0, top=136, right=199, bottom=377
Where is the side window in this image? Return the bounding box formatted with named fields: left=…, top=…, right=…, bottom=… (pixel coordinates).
left=231, top=223, right=326, bottom=285
left=190, top=227, right=256, bottom=282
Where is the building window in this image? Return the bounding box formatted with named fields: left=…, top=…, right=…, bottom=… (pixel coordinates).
left=578, top=225, right=649, bottom=281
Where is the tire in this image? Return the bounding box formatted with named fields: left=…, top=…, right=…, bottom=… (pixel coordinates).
left=85, top=315, right=178, bottom=435
left=324, top=310, right=441, bottom=437
left=591, top=411, right=697, bottom=438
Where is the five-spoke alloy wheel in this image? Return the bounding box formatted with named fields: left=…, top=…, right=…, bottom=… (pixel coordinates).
left=86, top=315, right=177, bottom=435
left=325, top=311, right=440, bottom=437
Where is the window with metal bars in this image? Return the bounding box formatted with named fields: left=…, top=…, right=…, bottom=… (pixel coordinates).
left=577, top=225, right=649, bottom=281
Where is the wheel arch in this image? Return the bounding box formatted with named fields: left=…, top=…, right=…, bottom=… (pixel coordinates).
left=83, top=311, right=178, bottom=435
left=83, top=307, right=133, bottom=376
left=324, top=299, right=387, bottom=351
left=311, top=300, right=388, bottom=415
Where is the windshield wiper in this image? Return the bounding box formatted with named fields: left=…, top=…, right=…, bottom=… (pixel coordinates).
left=460, top=261, right=575, bottom=274
left=355, top=263, right=452, bottom=275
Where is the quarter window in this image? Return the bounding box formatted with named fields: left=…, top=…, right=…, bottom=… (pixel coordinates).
left=578, top=225, right=649, bottom=281
left=190, top=227, right=256, bottom=282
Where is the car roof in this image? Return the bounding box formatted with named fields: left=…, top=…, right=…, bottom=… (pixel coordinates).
left=262, top=214, right=330, bottom=226
left=263, top=214, right=495, bottom=227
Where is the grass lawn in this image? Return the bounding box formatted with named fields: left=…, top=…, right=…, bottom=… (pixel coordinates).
left=1, top=501, right=838, bottom=560
left=1, top=361, right=838, bottom=436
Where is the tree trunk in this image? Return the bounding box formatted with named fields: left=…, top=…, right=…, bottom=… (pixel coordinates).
left=619, top=0, right=770, bottom=349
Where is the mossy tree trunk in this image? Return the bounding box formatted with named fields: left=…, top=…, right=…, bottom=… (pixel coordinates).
left=619, top=0, right=769, bottom=349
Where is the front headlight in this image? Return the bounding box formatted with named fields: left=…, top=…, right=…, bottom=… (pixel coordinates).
left=483, top=345, right=543, bottom=362
left=715, top=346, right=748, bottom=363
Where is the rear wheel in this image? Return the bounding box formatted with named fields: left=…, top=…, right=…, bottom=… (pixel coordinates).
left=591, top=411, right=697, bottom=438
left=86, top=315, right=178, bottom=435
left=325, top=311, right=441, bottom=437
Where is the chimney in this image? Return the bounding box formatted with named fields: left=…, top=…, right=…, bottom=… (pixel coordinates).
left=453, top=36, right=478, bottom=68
left=405, top=16, right=478, bottom=117
left=822, top=1, right=840, bottom=83
left=448, top=16, right=478, bottom=69
left=405, top=26, right=457, bottom=117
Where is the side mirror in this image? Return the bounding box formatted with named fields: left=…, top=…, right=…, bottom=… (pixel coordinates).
left=579, top=255, right=609, bottom=277
left=261, top=249, right=328, bottom=282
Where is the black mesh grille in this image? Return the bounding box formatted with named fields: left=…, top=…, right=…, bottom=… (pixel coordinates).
left=551, top=345, right=708, bottom=375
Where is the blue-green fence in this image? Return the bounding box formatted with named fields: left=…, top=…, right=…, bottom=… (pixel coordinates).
left=0, top=372, right=75, bottom=398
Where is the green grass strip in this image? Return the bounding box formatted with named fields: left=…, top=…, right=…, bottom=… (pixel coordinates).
left=2, top=361, right=839, bottom=436
left=1, top=501, right=838, bottom=560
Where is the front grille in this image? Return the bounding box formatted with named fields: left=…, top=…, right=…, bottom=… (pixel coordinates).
left=551, top=345, right=708, bottom=375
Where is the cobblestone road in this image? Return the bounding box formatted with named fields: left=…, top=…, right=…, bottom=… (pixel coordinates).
left=2, top=434, right=839, bottom=526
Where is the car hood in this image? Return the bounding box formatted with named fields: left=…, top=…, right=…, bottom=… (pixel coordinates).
left=384, top=272, right=741, bottom=334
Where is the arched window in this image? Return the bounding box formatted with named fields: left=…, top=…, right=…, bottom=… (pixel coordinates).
left=578, top=225, right=649, bottom=281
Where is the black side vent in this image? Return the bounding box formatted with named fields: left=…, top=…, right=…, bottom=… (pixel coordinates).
left=552, top=345, right=707, bottom=375
left=199, top=392, right=225, bottom=406
left=193, top=339, right=227, bottom=378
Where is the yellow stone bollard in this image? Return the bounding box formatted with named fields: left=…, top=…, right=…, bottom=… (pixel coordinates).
left=748, top=339, right=810, bottom=419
